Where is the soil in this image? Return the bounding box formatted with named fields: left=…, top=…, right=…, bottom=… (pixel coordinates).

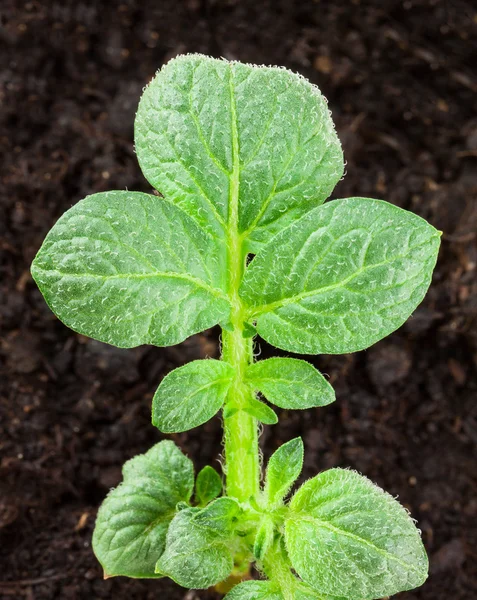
left=1, top=1, right=476, bottom=599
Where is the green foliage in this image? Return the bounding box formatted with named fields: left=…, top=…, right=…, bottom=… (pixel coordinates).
left=263, top=438, right=304, bottom=507
left=285, top=469, right=428, bottom=599
left=194, top=497, right=242, bottom=531
left=152, top=359, right=235, bottom=432
left=253, top=518, right=275, bottom=561
left=224, top=580, right=282, bottom=599
left=31, top=191, right=230, bottom=348
left=195, top=466, right=223, bottom=506
left=135, top=54, right=343, bottom=252
left=245, top=358, right=335, bottom=409
left=157, top=508, right=235, bottom=588
left=241, top=197, right=440, bottom=354
left=242, top=395, right=278, bottom=425
left=92, top=440, right=193, bottom=578
left=31, top=53, right=439, bottom=599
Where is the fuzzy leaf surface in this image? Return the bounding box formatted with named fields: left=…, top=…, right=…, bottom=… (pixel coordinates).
left=253, top=518, right=274, bottom=561
left=135, top=54, right=343, bottom=251
left=264, top=437, right=304, bottom=506
left=241, top=198, right=441, bottom=354
left=243, top=395, right=278, bottom=424
left=92, top=440, right=193, bottom=578
left=224, top=581, right=342, bottom=600
left=285, top=468, right=428, bottom=599
left=194, top=497, right=241, bottom=531
left=31, top=191, right=230, bottom=348
left=225, top=580, right=282, bottom=600
left=152, top=359, right=235, bottom=432
left=245, top=358, right=335, bottom=409
left=195, top=466, right=223, bottom=506
left=157, top=508, right=234, bottom=589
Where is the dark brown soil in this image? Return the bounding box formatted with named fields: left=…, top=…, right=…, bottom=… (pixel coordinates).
left=1, top=1, right=476, bottom=599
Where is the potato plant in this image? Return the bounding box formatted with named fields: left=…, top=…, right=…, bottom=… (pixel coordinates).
left=31, top=54, right=440, bottom=599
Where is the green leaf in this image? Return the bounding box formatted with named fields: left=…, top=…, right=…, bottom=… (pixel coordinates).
left=195, top=465, right=223, bottom=506
left=157, top=507, right=234, bottom=589
left=152, top=359, right=235, bottom=433
left=245, top=358, right=335, bottom=409
left=135, top=54, right=343, bottom=252
left=194, top=497, right=242, bottom=531
left=92, top=440, right=193, bottom=578
left=253, top=517, right=274, bottom=561
left=241, top=197, right=441, bottom=354
left=264, top=438, right=304, bottom=507
left=31, top=191, right=230, bottom=348
left=285, top=468, right=428, bottom=599
left=243, top=395, right=278, bottom=425
left=224, top=581, right=342, bottom=600
left=225, top=580, right=282, bottom=600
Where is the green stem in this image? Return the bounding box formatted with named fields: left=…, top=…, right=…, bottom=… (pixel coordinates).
left=222, top=326, right=259, bottom=502
left=263, top=541, right=297, bottom=600
left=221, top=66, right=260, bottom=503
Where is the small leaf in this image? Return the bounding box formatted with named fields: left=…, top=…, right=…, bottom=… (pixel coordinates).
left=194, top=497, right=242, bottom=531
left=157, top=507, right=234, bottom=589
left=243, top=321, right=257, bottom=338
left=135, top=55, right=343, bottom=251
left=224, top=580, right=345, bottom=600
left=152, top=359, right=235, bottom=433
left=241, top=198, right=441, bottom=354
left=243, top=396, right=278, bottom=425
left=264, top=438, right=304, bottom=507
left=92, top=440, right=193, bottom=578
left=31, top=191, right=230, bottom=349
left=285, top=468, right=428, bottom=599
left=195, top=465, right=223, bottom=506
left=253, top=518, right=274, bottom=561
left=224, top=580, right=282, bottom=600
left=245, top=358, right=335, bottom=409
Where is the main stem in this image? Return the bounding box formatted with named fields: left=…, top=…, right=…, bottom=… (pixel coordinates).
left=222, top=319, right=259, bottom=502
left=221, top=69, right=260, bottom=503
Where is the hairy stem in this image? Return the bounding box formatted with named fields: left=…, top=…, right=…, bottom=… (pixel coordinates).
left=221, top=65, right=260, bottom=503
left=263, top=541, right=296, bottom=600
left=222, top=326, right=259, bottom=502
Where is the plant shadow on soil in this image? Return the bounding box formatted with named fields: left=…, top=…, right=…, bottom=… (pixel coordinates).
left=1, top=1, right=476, bottom=599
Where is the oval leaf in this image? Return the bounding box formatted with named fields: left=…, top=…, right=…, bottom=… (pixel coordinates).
left=157, top=508, right=234, bottom=589
left=264, top=437, right=304, bottom=507
left=195, top=465, right=223, bottom=506
left=285, top=468, right=428, bottom=599
left=194, top=497, right=242, bottom=531
left=31, top=191, right=230, bottom=348
left=92, top=440, right=193, bottom=578
left=243, top=395, right=278, bottom=425
left=225, top=580, right=282, bottom=600
left=152, top=359, right=235, bottom=433
left=241, top=198, right=441, bottom=354
left=224, top=581, right=342, bottom=600
left=246, top=358, right=335, bottom=409
left=135, top=54, right=343, bottom=251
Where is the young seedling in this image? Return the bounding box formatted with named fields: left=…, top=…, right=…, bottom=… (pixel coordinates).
left=31, top=54, right=440, bottom=599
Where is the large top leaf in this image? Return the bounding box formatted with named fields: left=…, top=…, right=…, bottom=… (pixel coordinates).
left=135, top=54, right=343, bottom=251
left=285, top=468, right=428, bottom=599
left=241, top=197, right=441, bottom=354
left=92, top=440, right=194, bottom=578
left=31, top=191, right=230, bottom=348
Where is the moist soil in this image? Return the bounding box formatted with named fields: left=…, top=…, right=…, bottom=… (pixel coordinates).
left=1, top=1, right=476, bottom=599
